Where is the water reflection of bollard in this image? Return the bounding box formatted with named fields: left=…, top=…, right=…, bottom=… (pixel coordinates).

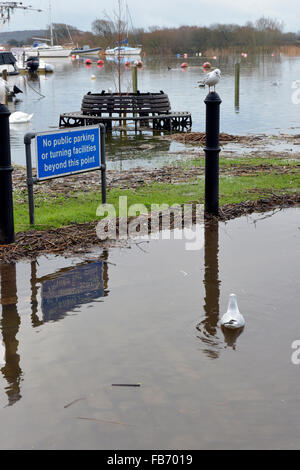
left=204, top=91, right=222, bottom=216
left=197, top=219, right=220, bottom=359
left=0, top=263, right=22, bottom=406
left=0, top=104, right=15, bottom=244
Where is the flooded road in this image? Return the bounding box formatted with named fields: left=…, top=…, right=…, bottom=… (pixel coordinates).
left=6, top=52, right=300, bottom=167
left=0, top=208, right=299, bottom=449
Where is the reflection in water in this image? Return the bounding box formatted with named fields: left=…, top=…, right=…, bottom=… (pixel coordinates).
left=197, top=220, right=221, bottom=359
left=197, top=220, right=244, bottom=357
left=39, top=261, right=108, bottom=323
left=0, top=264, right=22, bottom=406
left=234, top=102, right=240, bottom=114
left=0, top=252, right=110, bottom=407
left=221, top=325, right=244, bottom=351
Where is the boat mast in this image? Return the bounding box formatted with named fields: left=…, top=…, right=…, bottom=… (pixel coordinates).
left=117, top=0, right=121, bottom=94
left=49, top=0, right=54, bottom=47
left=126, top=2, right=128, bottom=39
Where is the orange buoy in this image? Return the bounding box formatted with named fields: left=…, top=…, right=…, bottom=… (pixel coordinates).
left=203, top=62, right=211, bottom=69
left=181, top=62, right=188, bottom=68
left=71, top=54, right=76, bottom=60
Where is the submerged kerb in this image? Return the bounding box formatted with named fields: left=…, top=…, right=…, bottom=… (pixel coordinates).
left=96, top=197, right=205, bottom=251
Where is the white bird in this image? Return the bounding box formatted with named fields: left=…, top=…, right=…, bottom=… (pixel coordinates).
left=198, top=68, right=221, bottom=91
left=221, top=294, right=245, bottom=330
left=9, top=111, right=33, bottom=124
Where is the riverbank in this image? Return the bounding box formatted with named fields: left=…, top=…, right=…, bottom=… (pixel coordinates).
left=1, top=193, right=299, bottom=263
left=0, top=134, right=298, bottom=262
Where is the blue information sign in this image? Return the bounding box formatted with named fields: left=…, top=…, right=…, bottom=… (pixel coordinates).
left=35, top=126, right=101, bottom=181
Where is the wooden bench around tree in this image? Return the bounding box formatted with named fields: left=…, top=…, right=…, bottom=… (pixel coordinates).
left=59, top=91, right=192, bottom=132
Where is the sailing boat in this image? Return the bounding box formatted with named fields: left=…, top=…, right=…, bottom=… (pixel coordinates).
left=24, top=1, right=72, bottom=58
left=105, top=1, right=142, bottom=56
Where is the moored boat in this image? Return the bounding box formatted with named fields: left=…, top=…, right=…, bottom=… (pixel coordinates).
left=71, top=45, right=102, bottom=56
left=25, top=56, right=39, bottom=73
left=24, top=42, right=72, bottom=58
left=105, top=45, right=142, bottom=56
left=0, top=51, right=19, bottom=75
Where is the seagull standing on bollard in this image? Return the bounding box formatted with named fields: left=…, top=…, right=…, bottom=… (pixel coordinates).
left=198, top=69, right=221, bottom=92
left=221, top=294, right=245, bottom=330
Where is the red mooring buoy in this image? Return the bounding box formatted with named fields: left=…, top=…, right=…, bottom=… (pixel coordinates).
left=181, top=62, right=188, bottom=68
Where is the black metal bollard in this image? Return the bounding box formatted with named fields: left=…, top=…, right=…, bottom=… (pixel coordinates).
left=0, top=104, right=15, bottom=244
left=204, top=91, right=222, bottom=216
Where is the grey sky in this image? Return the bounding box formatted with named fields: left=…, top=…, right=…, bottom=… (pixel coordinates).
left=2, top=0, right=300, bottom=33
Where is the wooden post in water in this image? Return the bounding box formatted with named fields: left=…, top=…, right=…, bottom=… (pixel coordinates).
left=234, top=63, right=240, bottom=110
left=2, top=69, right=8, bottom=105
left=132, top=65, right=138, bottom=93
left=132, top=65, right=138, bottom=125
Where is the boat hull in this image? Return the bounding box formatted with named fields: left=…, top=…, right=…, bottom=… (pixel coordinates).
left=24, top=47, right=72, bottom=58
left=71, top=47, right=102, bottom=56
left=105, top=47, right=142, bottom=56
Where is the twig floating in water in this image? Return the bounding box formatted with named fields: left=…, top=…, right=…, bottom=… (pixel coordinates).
left=112, top=384, right=141, bottom=387
left=76, top=417, right=135, bottom=426
left=64, top=397, right=86, bottom=409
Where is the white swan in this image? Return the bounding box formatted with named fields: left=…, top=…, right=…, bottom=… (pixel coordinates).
left=221, top=294, right=245, bottom=330
left=9, top=112, right=33, bottom=124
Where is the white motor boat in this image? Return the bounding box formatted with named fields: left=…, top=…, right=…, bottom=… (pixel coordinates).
left=12, top=48, right=55, bottom=73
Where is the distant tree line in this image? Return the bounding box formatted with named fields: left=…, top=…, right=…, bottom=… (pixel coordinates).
left=4, top=17, right=300, bottom=53
left=89, top=16, right=299, bottom=54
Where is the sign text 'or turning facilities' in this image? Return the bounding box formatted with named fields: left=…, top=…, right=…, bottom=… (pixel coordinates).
left=36, top=126, right=101, bottom=180
left=24, top=124, right=107, bottom=226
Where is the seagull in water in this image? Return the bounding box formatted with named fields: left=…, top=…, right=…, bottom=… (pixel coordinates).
left=198, top=68, right=221, bottom=92
left=221, top=294, right=245, bottom=330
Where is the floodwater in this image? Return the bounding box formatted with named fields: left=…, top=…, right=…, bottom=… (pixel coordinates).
left=0, top=208, right=299, bottom=450
left=6, top=51, right=300, bottom=167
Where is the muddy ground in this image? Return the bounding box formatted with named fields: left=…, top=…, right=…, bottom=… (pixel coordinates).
left=1, top=133, right=299, bottom=263
left=13, top=133, right=300, bottom=200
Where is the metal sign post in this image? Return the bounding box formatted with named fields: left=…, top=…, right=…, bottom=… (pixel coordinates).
left=24, top=124, right=107, bottom=226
